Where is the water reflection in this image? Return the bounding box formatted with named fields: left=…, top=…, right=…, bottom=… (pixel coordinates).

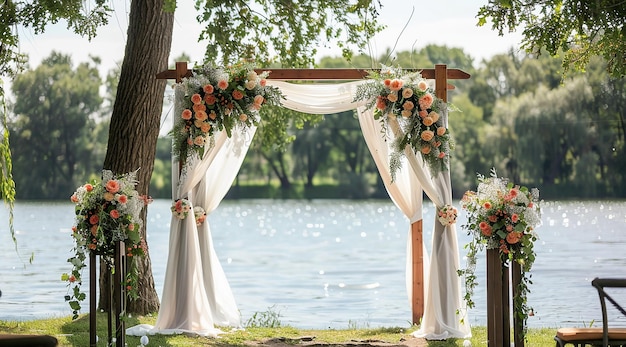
left=1, top=200, right=625, bottom=329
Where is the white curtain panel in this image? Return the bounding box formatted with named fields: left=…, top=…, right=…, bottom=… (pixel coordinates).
left=128, top=79, right=469, bottom=339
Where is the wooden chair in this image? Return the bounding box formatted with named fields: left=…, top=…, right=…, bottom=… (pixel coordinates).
left=555, top=278, right=626, bottom=347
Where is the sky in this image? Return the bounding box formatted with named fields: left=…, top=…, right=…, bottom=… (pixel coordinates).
left=16, top=0, right=525, bottom=78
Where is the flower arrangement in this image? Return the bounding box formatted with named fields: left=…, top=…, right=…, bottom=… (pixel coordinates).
left=458, top=168, right=541, bottom=333
left=194, top=206, right=207, bottom=226
left=63, top=170, right=148, bottom=319
left=437, top=204, right=458, bottom=226
left=170, top=62, right=283, bottom=161
left=354, top=65, right=452, bottom=179
left=171, top=198, right=191, bottom=220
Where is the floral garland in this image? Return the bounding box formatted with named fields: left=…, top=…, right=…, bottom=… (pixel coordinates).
left=458, top=168, right=541, bottom=336
left=354, top=65, right=452, bottom=179
left=63, top=170, right=148, bottom=319
left=170, top=62, right=283, bottom=161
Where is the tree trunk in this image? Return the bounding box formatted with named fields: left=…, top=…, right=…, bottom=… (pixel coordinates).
left=99, top=0, right=174, bottom=315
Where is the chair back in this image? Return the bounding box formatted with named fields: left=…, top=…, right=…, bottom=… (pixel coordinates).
left=591, top=278, right=626, bottom=347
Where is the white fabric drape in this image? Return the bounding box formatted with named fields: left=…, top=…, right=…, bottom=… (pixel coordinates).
left=269, top=81, right=469, bottom=339
left=127, top=97, right=253, bottom=337
left=129, top=79, right=468, bottom=339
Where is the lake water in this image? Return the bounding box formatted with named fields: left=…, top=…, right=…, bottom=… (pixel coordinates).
left=1, top=199, right=626, bottom=330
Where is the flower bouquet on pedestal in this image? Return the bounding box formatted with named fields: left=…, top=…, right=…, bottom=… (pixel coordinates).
left=63, top=170, right=148, bottom=319
left=459, top=168, right=541, bottom=336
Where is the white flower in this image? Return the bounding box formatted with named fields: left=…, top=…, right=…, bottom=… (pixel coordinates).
left=140, top=335, right=149, bottom=346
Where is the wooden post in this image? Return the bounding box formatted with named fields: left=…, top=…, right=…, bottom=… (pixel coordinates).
left=487, top=249, right=525, bottom=346
left=411, top=220, right=424, bottom=324
left=89, top=242, right=127, bottom=347
left=114, top=241, right=126, bottom=347
left=512, top=261, right=525, bottom=347
left=89, top=252, right=97, bottom=347
left=487, top=249, right=506, bottom=347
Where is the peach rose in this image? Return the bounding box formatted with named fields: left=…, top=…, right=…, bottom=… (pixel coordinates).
left=203, top=84, right=214, bottom=94
left=105, top=180, right=120, bottom=193
left=401, top=110, right=412, bottom=118
left=389, top=78, right=403, bottom=91
left=511, top=213, right=519, bottom=223
left=483, top=202, right=492, bottom=209
left=403, top=100, right=414, bottom=110
left=506, top=231, right=522, bottom=244
left=117, top=194, right=127, bottom=204
left=421, top=130, right=434, bottom=141
left=209, top=110, right=217, bottom=120
left=232, top=89, right=244, bottom=100
left=190, top=93, right=202, bottom=104
left=110, top=209, right=120, bottom=219
left=194, top=136, right=205, bottom=146
left=204, top=94, right=216, bottom=105
left=419, top=93, right=433, bottom=109
left=437, top=126, right=447, bottom=136
left=376, top=96, right=387, bottom=110
left=419, top=110, right=428, bottom=118
left=247, top=71, right=258, bottom=82
left=421, top=145, right=431, bottom=154
left=85, top=184, right=93, bottom=192
left=259, top=79, right=267, bottom=87
left=89, top=214, right=99, bottom=225
left=217, top=79, right=229, bottom=90
left=387, top=92, right=398, bottom=102
left=239, top=113, right=248, bottom=122
left=429, top=111, right=439, bottom=123
left=104, top=192, right=114, bottom=201
left=200, top=122, right=211, bottom=133
left=70, top=194, right=78, bottom=203
left=438, top=152, right=445, bottom=159
left=69, top=275, right=76, bottom=283
left=194, top=119, right=205, bottom=128
left=383, top=79, right=392, bottom=87
left=195, top=110, right=208, bottom=121
left=245, top=80, right=257, bottom=90
left=181, top=109, right=193, bottom=120
left=192, top=103, right=206, bottom=112
left=417, top=80, right=428, bottom=91
left=402, top=88, right=414, bottom=99
left=422, top=117, right=434, bottom=126
left=254, top=94, right=264, bottom=106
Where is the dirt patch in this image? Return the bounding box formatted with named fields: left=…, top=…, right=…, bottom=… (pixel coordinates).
left=243, top=336, right=428, bottom=347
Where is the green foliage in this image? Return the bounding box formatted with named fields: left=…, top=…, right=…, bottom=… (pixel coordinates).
left=8, top=52, right=103, bottom=199
left=0, top=78, right=15, bottom=246
left=477, top=0, right=626, bottom=78
left=195, top=0, right=385, bottom=67
left=245, top=305, right=283, bottom=328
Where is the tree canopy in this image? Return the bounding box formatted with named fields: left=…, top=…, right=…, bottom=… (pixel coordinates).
left=477, top=0, right=626, bottom=77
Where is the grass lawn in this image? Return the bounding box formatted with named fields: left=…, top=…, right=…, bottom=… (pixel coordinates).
left=0, top=313, right=559, bottom=346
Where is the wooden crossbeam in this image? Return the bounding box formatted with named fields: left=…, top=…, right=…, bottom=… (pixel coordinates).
left=156, top=66, right=470, bottom=81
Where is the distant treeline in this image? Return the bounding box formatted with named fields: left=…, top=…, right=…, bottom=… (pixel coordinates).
left=8, top=47, right=626, bottom=200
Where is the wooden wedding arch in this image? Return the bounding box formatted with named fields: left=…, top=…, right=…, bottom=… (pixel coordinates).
left=157, top=62, right=470, bottom=325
